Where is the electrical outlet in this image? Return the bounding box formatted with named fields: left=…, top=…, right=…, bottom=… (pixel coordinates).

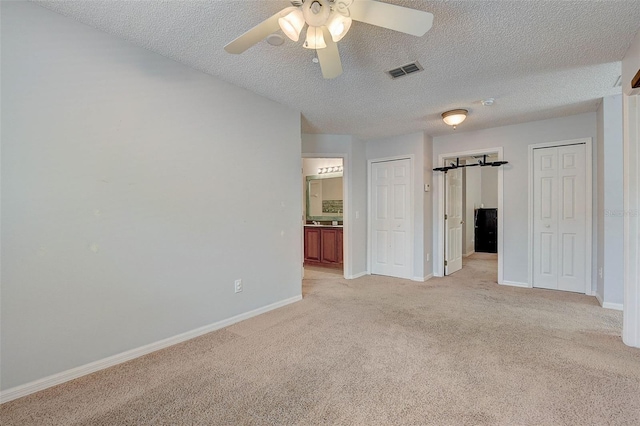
left=599, top=268, right=603, bottom=279
left=426, top=253, right=430, bottom=262
left=356, top=211, right=360, bottom=219
left=234, top=279, right=243, bottom=293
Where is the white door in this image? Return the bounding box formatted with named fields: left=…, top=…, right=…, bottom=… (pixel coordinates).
left=445, top=168, right=463, bottom=275
left=533, top=144, right=587, bottom=293
left=371, top=159, right=412, bottom=279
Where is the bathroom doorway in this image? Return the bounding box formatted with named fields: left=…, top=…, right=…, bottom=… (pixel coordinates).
left=302, top=157, right=345, bottom=275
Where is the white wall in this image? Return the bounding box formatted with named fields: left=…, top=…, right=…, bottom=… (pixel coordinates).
left=433, top=113, right=598, bottom=285
left=302, top=134, right=367, bottom=278
left=1, top=2, right=302, bottom=391
left=302, top=158, right=343, bottom=178
left=465, top=167, right=482, bottom=255
left=621, top=28, right=640, bottom=347
left=481, top=167, right=498, bottom=208
left=366, top=132, right=428, bottom=280
left=622, top=29, right=640, bottom=98
left=597, top=95, right=624, bottom=308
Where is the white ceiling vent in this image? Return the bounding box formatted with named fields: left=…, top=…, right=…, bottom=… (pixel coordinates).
left=386, top=61, right=424, bottom=79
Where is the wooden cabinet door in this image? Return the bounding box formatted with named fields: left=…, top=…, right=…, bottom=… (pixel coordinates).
left=337, top=229, right=343, bottom=264
left=304, top=228, right=321, bottom=262
left=321, top=229, right=340, bottom=264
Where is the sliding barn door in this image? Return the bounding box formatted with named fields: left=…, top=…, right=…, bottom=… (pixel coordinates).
left=370, top=159, right=412, bottom=279
left=533, top=144, right=587, bottom=293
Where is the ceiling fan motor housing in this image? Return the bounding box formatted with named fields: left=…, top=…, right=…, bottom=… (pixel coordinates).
left=303, top=0, right=330, bottom=27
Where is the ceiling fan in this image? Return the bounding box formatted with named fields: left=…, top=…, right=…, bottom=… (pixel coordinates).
left=224, top=0, right=434, bottom=79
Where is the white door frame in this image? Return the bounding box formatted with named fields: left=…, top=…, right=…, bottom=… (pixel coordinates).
left=367, top=155, right=414, bottom=278
left=623, top=92, right=640, bottom=346
left=436, top=147, right=504, bottom=283
left=527, top=138, right=593, bottom=295
left=302, top=152, right=350, bottom=279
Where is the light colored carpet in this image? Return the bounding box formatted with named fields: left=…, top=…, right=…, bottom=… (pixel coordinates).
left=3, top=254, right=640, bottom=425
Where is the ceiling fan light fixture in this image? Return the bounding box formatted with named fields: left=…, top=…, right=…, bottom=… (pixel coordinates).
left=303, top=0, right=331, bottom=27
left=278, top=9, right=305, bottom=41
left=303, top=26, right=326, bottom=49
left=442, top=109, right=468, bottom=129
left=326, top=11, right=352, bottom=42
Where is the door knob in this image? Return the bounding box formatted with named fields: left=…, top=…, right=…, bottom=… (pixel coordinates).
left=545, top=224, right=550, bottom=228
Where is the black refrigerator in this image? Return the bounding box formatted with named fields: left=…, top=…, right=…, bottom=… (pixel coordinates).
left=475, top=208, right=497, bottom=253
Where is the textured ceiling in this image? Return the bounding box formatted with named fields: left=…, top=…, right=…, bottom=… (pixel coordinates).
left=35, top=0, right=640, bottom=139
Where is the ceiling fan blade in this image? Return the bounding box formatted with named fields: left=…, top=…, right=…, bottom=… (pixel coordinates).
left=316, top=27, right=343, bottom=79
left=348, top=0, right=434, bottom=37
left=224, top=7, right=294, bottom=54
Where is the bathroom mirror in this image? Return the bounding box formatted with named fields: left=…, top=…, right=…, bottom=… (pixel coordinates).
left=306, top=174, right=343, bottom=221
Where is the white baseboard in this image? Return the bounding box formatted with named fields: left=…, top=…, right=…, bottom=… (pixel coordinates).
left=0, top=295, right=302, bottom=404
left=412, top=274, right=433, bottom=282
left=347, top=271, right=368, bottom=279
left=463, top=250, right=475, bottom=258
left=602, top=302, right=623, bottom=311
left=501, top=280, right=531, bottom=288
left=594, top=293, right=623, bottom=310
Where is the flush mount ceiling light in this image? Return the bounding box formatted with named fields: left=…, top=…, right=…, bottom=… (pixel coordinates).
left=442, top=109, right=468, bottom=130
left=224, top=0, right=434, bottom=79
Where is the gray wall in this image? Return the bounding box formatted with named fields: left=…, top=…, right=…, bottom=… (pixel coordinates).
left=351, top=137, right=369, bottom=276
left=597, top=101, right=606, bottom=300
left=433, top=113, right=598, bottom=285
left=424, top=134, right=434, bottom=276
left=1, top=2, right=302, bottom=390
left=481, top=167, right=499, bottom=208
left=597, top=95, right=624, bottom=306
left=301, top=134, right=368, bottom=278
left=465, top=167, right=482, bottom=255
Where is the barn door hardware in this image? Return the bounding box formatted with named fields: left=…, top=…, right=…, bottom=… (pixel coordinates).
left=433, top=155, right=508, bottom=173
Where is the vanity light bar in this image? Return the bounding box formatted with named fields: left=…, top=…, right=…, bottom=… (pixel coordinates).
left=318, top=165, right=343, bottom=174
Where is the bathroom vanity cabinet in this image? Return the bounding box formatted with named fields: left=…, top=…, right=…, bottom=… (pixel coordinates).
left=304, top=226, right=343, bottom=268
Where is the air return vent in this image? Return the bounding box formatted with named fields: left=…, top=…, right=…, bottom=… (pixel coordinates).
left=386, top=61, right=424, bottom=79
